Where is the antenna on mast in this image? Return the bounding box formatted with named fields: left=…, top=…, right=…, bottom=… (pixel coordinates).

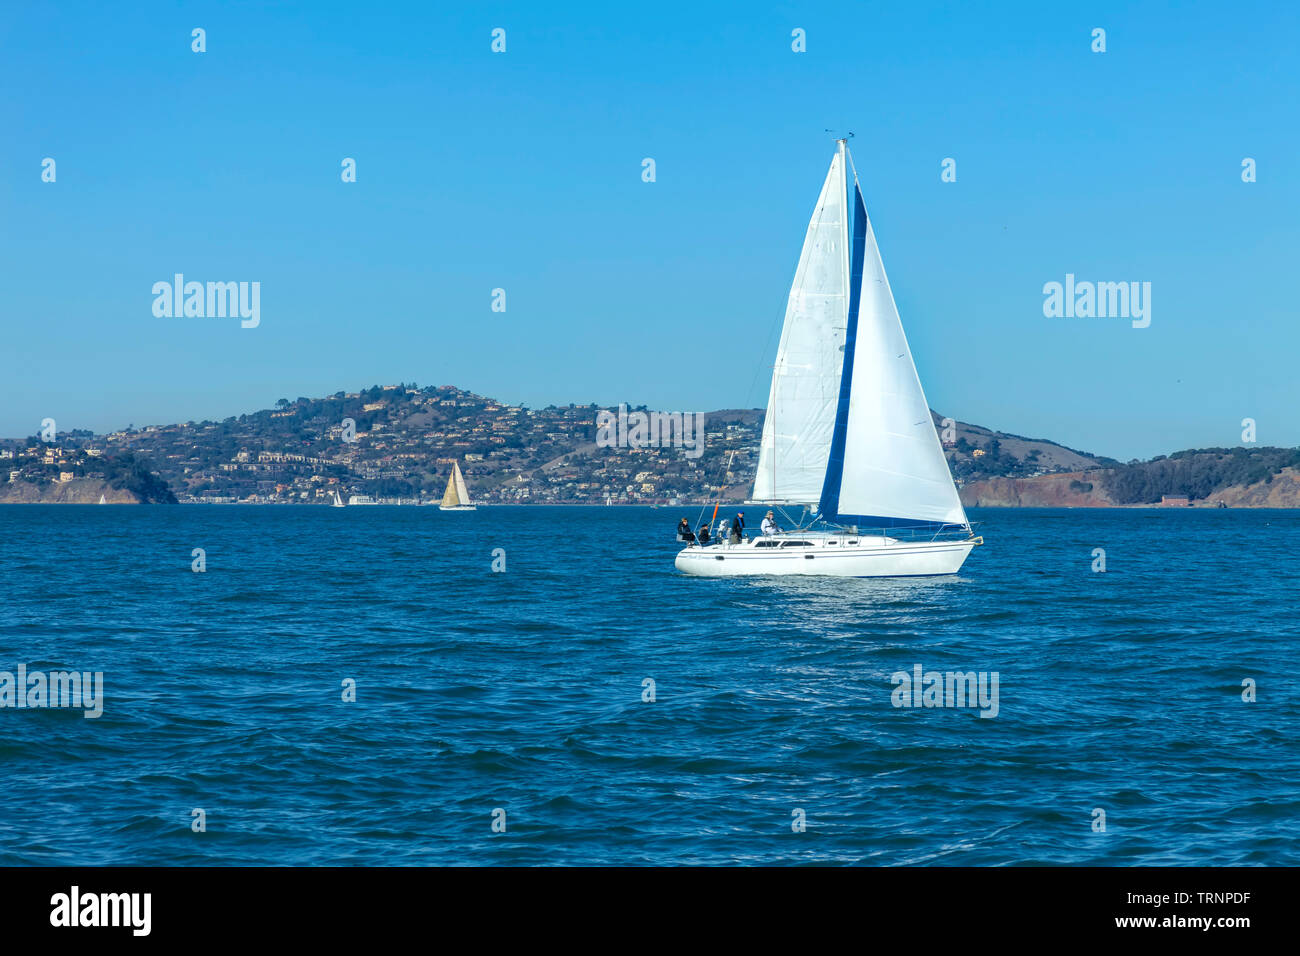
left=824, top=129, right=855, bottom=144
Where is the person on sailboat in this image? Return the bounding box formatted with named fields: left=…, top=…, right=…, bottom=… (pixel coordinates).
left=677, top=518, right=695, bottom=543
left=761, top=511, right=780, bottom=535
left=696, top=522, right=711, bottom=547
left=731, top=512, right=745, bottom=543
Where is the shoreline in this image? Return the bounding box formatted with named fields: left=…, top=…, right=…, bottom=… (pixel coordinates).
left=2, top=500, right=1297, bottom=510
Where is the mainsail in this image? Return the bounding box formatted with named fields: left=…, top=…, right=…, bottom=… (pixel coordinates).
left=752, top=143, right=851, bottom=505
left=441, top=462, right=472, bottom=507
left=756, top=143, right=968, bottom=530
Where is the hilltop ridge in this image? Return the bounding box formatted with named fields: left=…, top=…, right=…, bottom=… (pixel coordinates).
left=1, top=384, right=1290, bottom=507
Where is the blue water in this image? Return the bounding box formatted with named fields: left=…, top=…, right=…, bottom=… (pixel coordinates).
left=0, top=505, right=1296, bottom=865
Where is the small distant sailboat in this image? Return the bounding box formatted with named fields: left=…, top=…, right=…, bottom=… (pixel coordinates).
left=332, top=490, right=345, bottom=508
left=675, top=139, right=981, bottom=578
left=439, top=461, right=476, bottom=511
left=98, top=493, right=107, bottom=505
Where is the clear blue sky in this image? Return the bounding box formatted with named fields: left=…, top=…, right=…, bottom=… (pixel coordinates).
left=2, top=1, right=1295, bottom=460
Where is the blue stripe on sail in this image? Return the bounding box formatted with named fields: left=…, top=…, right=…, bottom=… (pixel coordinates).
left=816, top=182, right=867, bottom=520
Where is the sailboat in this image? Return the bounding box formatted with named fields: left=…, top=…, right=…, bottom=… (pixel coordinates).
left=675, top=139, right=981, bottom=577
left=438, top=461, right=476, bottom=511
left=98, top=493, right=107, bottom=505
left=332, top=490, right=345, bottom=508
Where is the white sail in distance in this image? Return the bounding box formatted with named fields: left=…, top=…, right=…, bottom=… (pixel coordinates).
left=752, top=144, right=851, bottom=505
left=454, top=462, right=470, bottom=505
left=441, top=462, right=472, bottom=507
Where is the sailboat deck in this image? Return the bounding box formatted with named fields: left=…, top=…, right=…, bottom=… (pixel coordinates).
left=684, top=525, right=977, bottom=550
left=685, top=532, right=897, bottom=551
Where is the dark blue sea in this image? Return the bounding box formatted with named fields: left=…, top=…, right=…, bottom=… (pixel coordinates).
left=0, top=505, right=1295, bottom=866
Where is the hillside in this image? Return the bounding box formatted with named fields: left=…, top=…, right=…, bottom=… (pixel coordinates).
left=1, top=384, right=1292, bottom=507
left=1100, top=447, right=1300, bottom=504
left=0, top=478, right=153, bottom=504
left=960, top=471, right=1117, bottom=508
left=1206, top=466, right=1300, bottom=507
left=934, top=412, right=1115, bottom=483
left=962, top=448, right=1300, bottom=508
left=0, top=448, right=178, bottom=504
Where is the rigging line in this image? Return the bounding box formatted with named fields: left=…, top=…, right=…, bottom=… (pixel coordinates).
left=745, top=341, right=777, bottom=413
left=693, top=450, right=738, bottom=536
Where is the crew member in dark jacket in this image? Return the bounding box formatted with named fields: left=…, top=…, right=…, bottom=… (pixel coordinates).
left=731, top=512, right=745, bottom=544
left=677, top=518, right=695, bottom=542
left=697, top=522, right=711, bottom=546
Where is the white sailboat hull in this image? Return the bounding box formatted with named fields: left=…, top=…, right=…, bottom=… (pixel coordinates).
left=438, top=505, right=477, bottom=511
left=674, top=535, right=977, bottom=578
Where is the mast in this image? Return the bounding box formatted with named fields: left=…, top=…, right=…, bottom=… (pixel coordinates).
left=836, top=139, right=850, bottom=306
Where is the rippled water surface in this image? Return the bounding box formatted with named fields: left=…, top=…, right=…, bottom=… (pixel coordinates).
left=0, top=505, right=1295, bottom=865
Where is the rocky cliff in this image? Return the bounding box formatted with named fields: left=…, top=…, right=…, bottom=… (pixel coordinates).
left=961, top=466, right=1300, bottom=508
left=1202, top=466, right=1300, bottom=507
left=960, top=471, right=1117, bottom=507
left=0, top=479, right=148, bottom=504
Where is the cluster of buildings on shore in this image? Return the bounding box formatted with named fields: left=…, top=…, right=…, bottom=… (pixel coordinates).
left=2, top=444, right=106, bottom=486
left=4, top=386, right=765, bottom=505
